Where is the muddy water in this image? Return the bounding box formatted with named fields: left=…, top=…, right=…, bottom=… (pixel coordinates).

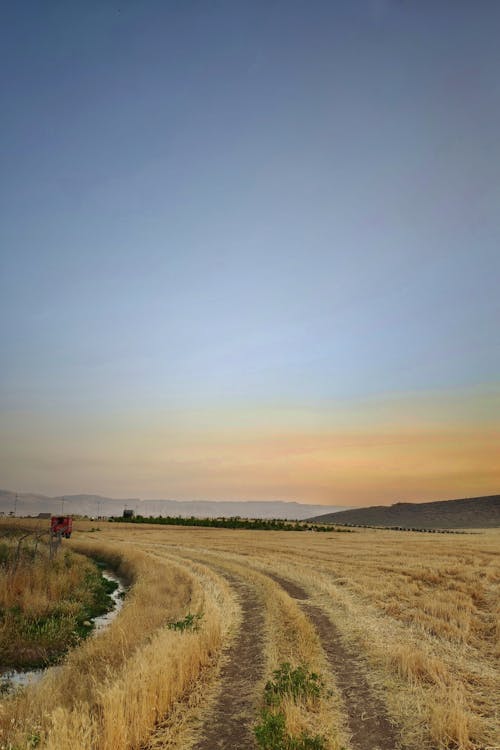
left=0, top=570, right=126, bottom=693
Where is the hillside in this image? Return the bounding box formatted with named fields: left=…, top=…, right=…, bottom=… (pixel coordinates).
left=0, top=490, right=345, bottom=521
left=307, top=495, right=500, bottom=529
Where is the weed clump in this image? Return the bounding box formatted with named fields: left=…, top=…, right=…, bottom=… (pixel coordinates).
left=264, top=663, right=324, bottom=705
left=167, top=612, right=203, bottom=632
left=255, top=663, right=328, bottom=750
left=255, top=710, right=326, bottom=750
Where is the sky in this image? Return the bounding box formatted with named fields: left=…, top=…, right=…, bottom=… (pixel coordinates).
left=1, top=1, right=499, bottom=506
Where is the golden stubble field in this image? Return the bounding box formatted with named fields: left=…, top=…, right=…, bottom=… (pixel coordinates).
left=0, top=520, right=498, bottom=750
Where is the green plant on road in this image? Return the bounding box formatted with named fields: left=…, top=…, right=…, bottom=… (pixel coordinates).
left=264, top=663, right=324, bottom=705
left=255, top=663, right=328, bottom=750
left=255, top=709, right=326, bottom=750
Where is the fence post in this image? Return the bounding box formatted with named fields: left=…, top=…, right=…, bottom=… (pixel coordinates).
left=49, top=531, right=61, bottom=560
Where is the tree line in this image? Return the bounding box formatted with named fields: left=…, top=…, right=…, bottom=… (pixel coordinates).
left=110, top=515, right=353, bottom=532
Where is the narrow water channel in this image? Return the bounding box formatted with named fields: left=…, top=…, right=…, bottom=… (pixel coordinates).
left=0, top=570, right=126, bottom=693
left=92, top=571, right=126, bottom=632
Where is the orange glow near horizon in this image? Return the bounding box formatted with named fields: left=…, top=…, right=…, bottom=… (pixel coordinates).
left=1, top=388, right=498, bottom=505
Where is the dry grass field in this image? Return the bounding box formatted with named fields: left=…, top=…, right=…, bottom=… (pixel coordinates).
left=0, top=530, right=118, bottom=669
left=0, top=520, right=498, bottom=750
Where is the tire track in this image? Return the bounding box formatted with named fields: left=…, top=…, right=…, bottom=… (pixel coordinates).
left=190, top=573, right=264, bottom=750
left=267, top=572, right=402, bottom=750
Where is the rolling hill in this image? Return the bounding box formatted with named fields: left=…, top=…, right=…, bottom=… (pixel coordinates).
left=307, top=495, right=500, bottom=529
left=0, top=490, right=345, bottom=521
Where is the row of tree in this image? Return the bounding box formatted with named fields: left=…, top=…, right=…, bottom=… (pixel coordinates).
left=111, top=514, right=351, bottom=532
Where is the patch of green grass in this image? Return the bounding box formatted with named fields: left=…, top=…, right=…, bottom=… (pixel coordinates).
left=255, top=664, right=329, bottom=750
left=254, top=710, right=327, bottom=750
left=71, top=570, right=119, bottom=640
left=20, top=613, right=74, bottom=641
left=264, top=663, right=324, bottom=706
left=167, top=612, right=203, bottom=632
left=83, top=569, right=118, bottom=614
left=0, top=547, right=123, bottom=669
left=26, top=729, right=41, bottom=748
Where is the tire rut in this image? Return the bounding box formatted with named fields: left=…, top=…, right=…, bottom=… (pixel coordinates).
left=191, top=573, right=264, bottom=750
left=268, top=573, right=402, bottom=750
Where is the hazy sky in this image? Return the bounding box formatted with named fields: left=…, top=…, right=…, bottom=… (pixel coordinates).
left=1, top=1, right=499, bottom=505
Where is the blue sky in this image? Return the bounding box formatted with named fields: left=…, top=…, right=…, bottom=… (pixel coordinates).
left=1, top=2, right=499, bottom=502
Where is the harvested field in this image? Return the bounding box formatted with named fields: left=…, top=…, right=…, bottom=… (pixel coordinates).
left=0, top=520, right=498, bottom=750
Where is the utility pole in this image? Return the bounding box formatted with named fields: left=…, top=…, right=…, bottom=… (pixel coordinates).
left=61, top=497, right=65, bottom=515
left=14, top=493, right=18, bottom=517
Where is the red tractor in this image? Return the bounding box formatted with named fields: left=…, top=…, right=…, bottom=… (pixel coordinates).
left=50, top=516, right=73, bottom=538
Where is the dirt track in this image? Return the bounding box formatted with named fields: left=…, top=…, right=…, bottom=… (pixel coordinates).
left=189, top=563, right=401, bottom=750
left=191, top=574, right=265, bottom=750
left=265, top=572, right=402, bottom=750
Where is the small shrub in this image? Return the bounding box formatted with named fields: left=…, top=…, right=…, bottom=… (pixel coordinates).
left=255, top=665, right=328, bottom=750
left=264, top=663, right=324, bottom=705
left=167, top=612, right=203, bottom=632
left=255, top=710, right=287, bottom=749
left=27, top=729, right=42, bottom=748
left=254, top=709, right=326, bottom=750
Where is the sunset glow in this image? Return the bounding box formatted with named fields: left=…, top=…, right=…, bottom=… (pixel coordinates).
left=1, top=3, right=498, bottom=506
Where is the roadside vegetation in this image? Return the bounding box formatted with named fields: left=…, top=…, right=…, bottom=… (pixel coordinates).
left=0, top=536, right=234, bottom=750
left=0, top=529, right=116, bottom=670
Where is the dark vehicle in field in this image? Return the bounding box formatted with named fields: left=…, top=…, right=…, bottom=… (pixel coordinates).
left=50, top=516, right=73, bottom=538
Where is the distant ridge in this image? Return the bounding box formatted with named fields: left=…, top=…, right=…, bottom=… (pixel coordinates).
left=307, top=495, right=500, bottom=529
left=0, top=490, right=346, bottom=521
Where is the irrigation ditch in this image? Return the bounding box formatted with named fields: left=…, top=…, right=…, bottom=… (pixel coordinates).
left=0, top=560, right=127, bottom=696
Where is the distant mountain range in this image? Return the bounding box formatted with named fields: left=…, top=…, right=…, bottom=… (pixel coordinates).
left=308, top=495, right=500, bottom=529
left=0, top=490, right=346, bottom=521
left=4, top=489, right=497, bottom=527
